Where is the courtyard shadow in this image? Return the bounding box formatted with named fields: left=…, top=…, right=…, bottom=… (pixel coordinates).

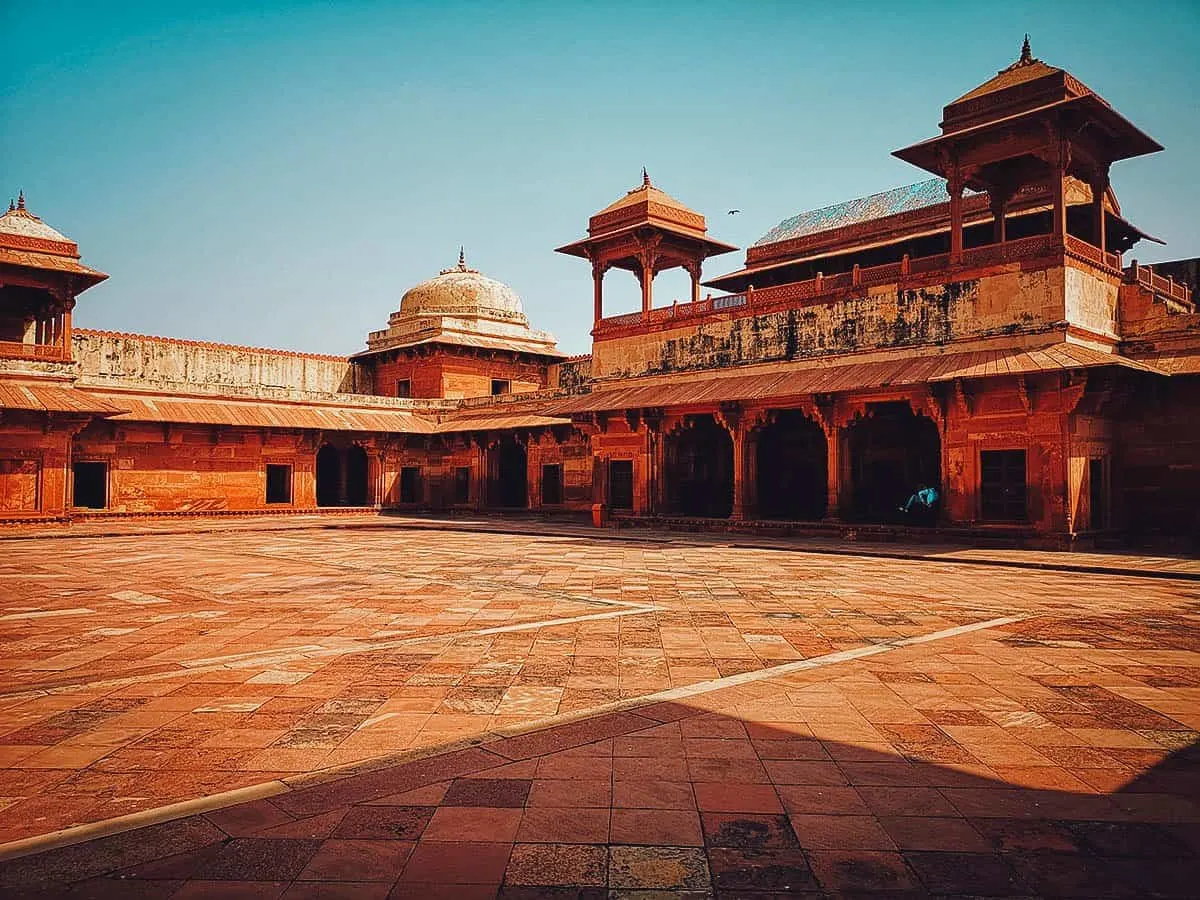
left=1, top=694, right=1197, bottom=898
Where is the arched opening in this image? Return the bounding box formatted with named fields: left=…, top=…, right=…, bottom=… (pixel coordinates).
left=490, top=439, right=528, bottom=509
left=846, top=401, right=941, bottom=525
left=666, top=414, right=734, bottom=518
left=756, top=410, right=827, bottom=520
left=345, top=445, right=369, bottom=507
left=316, top=444, right=341, bottom=508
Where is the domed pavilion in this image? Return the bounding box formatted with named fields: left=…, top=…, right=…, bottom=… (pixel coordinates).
left=354, top=250, right=561, bottom=399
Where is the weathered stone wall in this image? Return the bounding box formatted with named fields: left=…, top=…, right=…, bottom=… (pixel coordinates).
left=549, top=356, right=592, bottom=393
left=74, top=330, right=368, bottom=398
left=1064, top=267, right=1120, bottom=342
left=368, top=352, right=547, bottom=400
left=0, top=417, right=72, bottom=517
left=73, top=420, right=319, bottom=513
left=1116, top=376, right=1200, bottom=542
left=593, top=268, right=1064, bottom=378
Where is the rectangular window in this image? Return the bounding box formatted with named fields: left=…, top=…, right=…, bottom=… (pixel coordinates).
left=609, top=459, right=634, bottom=511
left=980, top=449, right=1026, bottom=521
left=73, top=461, right=108, bottom=509
left=541, top=464, right=563, bottom=506
left=1089, top=457, right=1108, bottom=529
left=454, top=466, right=471, bottom=504
left=265, top=464, right=292, bottom=504
left=400, top=466, right=421, bottom=504
left=491, top=379, right=511, bottom=396
left=396, top=379, right=411, bottom=399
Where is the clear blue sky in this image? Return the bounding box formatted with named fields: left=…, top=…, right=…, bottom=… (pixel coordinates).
left=3, top=1, right=1197, bottom=356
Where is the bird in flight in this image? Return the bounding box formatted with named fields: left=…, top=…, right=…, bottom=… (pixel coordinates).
left=728, top=209, right=740, bottom=215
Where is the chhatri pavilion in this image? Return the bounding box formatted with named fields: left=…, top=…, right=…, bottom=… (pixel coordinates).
left=1, top=40, right=1197, bottom=547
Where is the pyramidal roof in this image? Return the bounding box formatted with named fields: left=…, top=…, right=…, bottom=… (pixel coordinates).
left=0, top=192, right=78, bottom=255
left=586, top=169, right=708, bottom=237
left=940, top=36, right=1105, bottom=132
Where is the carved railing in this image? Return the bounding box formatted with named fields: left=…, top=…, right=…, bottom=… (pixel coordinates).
left=1063, top=234, right=1122, bottom=273
left=1124, top=261, right=1192, bottom=305
left=0, top=340, right=69, bottom=362
left=712, top=292, right=747, bottom=310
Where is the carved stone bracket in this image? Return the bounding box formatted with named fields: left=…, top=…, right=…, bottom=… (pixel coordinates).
left=715, top=401, right=743, bottom=435
left=1061, top=371, right=1089, bottom=415
left=1016, top=375, right=1034, bottom=415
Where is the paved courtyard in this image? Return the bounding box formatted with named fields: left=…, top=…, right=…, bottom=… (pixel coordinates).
left=1, top=519, right=1198, bottom=896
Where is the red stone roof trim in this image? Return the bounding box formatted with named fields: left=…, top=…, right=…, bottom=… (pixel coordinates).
left=74, top=329, right=352, bottom=363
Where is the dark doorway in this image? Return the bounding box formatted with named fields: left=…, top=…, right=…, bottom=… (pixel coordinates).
left=345, top=446, right=369, bottom=506
left=609, top=459, right=634, bottom=511
left=491, top=440, right=527, bottom=508
left=847, top=402, right=941, bottom=524
left=73, top=461, right=107, bottom=509
left=981, top=449, right=1027, bottom=522
left=265, top=464, right=292, bottom=504
left=454, top=466, right=471, bottom=504
left=541, top=464, right=563, bottom=506
left=756, top=411, right=827, bottom=520
left=316, top=444, right=340, bottom=507
left=400, top=466, right=421, bottom=504
left=666, top=414, right=734, bottom=518
left=1089, top=457, right=1107, bottom=530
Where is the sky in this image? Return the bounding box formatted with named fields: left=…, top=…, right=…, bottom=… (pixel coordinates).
left=3, top=1, right=1198, bottom=357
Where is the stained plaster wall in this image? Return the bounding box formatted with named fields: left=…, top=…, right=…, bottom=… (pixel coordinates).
left=74, top=331, right=367, bottom=398
left=592, top=267, right=1066, bottom=378
left=1064, top=267, right=1120, bottom=343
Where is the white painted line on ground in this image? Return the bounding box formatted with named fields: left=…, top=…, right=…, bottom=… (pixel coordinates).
left=0, top=612, right=1022, bottom=864
left=0, top=605, right=660, bottom=701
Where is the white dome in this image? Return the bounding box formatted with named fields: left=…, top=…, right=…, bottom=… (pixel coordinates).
left=399, top=253, right=526, bottom=323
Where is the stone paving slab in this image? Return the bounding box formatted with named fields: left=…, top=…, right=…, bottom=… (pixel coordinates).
left=1, top=523, right=1198, bottom=896
left=4, top=511, right=1198, bottom=580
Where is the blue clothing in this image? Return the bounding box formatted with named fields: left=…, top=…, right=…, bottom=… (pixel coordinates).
left=902, top=487, right=939, bottom=513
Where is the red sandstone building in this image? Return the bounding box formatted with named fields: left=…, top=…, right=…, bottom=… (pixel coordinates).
left=2, top=42, right=1198, bottom=546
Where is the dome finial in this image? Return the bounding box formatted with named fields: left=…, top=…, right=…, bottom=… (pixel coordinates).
left=6, top=198, right=13, bottom=213
left=1020, top=33, right=1032, bottom=64
left=16, top=190, right=25, bottom=211
left=458, top=246, right=467, bottom=270
left=642, top=167, right=651, bottom=188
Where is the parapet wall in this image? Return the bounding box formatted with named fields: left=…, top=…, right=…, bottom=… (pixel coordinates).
left=592, top=266, right=1067, bottom=378
left=74, top=330, right=371, bottom=399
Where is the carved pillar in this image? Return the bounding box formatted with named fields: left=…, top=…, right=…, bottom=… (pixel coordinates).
left=1091, top=172, right=1109, bottom=255
left=591, top=261, right=605, bottom=324
left=336, top=449, right=349, bottom=506
left=1051, top=139, right=1069, bottom=243
left=989, top=192, right=1008, bottom=245
left=686, top=259, right=702, bottom=305
left=639, top=258, right=653, bottom=316
left=367, top=449, right=383, bottom=507
left=717, top=403, right=750, bottom=521
left=947, top=172, right=965, bottom=263
left=473, top=441, right=486, bottom=512
left=644, top=409, right=665, bottom=516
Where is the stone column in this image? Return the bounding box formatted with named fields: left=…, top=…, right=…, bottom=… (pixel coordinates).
left=990, top=193, right=1007, bottom=244
left=823, top=425, right=842, bottom=521
left=1091, top=174, right=1109, bottom=255
left=948, top=173, right=965, bottom=263
left=336, top=449, right=349, bottom=506
left=473, top=442, right=486, bottom=512
left=592, top=262, right=604, bottom=324
left=639, top=259, right=653, bottom=316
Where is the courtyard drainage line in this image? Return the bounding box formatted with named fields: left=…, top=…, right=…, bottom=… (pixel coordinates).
left=0, top=613, right=1023, bottom=864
